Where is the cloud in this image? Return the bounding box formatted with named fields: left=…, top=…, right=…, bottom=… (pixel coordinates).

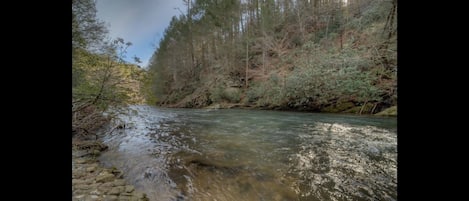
left=96, top=0, right=185, bottom=68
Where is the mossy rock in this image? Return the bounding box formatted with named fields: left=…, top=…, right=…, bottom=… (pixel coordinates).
left=375, top=106, right=397, bottom=116
left=321, top=102, right=355, bottom=113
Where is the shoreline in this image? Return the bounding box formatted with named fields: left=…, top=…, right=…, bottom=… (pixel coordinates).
left=159, top=103, right=397, bottom=117
left=72, top=139, right=149, bottom=201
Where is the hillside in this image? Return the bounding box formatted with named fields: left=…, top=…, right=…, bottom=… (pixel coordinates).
left=147, top=0, right=397, bottom=114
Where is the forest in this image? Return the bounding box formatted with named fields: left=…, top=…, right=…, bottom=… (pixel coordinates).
left=72, top=0, right=148, bottom=137
left=146, top=0, right=397, bottom=114
left=72, top=1, right=397, bottom=200
left=72, top=0, right=397, bottom=136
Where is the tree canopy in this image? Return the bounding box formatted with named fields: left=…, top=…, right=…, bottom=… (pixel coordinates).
left=72, top=0, right=147, bottom=138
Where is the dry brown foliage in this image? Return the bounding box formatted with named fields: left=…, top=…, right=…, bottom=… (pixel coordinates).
left=72, top=101, right=111, bottom=140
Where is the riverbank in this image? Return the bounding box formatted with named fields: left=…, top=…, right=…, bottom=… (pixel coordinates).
left=200, top=102, right=397, bottom=116
left=72, top=139, right=149, bottom=201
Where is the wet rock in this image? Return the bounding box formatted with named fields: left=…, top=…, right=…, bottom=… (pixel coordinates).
left=103, top=195, right=118, bottom=201
left=73, top=189, right=86, bottom=195
left=135, top=193, right=149, bottom=201
left=132, top=192, right=145, bottom=199
left=87, top=166, right=97, bottom=172
left=112, top=173, right=124, bottom=179
left=73, top=139, right=146, bottom=201
left=120, top=192, right=133, bottom=196
left=89, top=189, right=101, bottom=195
left=73, top=140, right=109, bottom=151
left=80, top=178, right=94, bottom=185
left=98, top=186, right=111, bottom=194
left=118, top=195, right=132, bottom=201
left=111, top=169, right=122, bottom=174
left=114, top=179, right=126, bottom=186
left=99, top=182, right=114, bottom=188
left=87, top=195, right=100, bottom=201
left=109, top=186, right=123, bottom=195
left=96, top=172, right=115, bottom=183
left=72, top=179, right=82, bottom=185
left=124, top=185, right=134, bottom=193
left=75, top=158, right=88, bottom=164
left=74, top=150, right=92, bottom=157
left=75, top=184, right=92, bottom=190
left=92, top=149, right=101, bottom=156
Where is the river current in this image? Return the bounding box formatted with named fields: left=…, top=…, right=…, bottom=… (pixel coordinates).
left=99, top=105, right=397, bottom=201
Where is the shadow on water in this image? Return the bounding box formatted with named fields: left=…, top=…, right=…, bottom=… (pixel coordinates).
left=99, top=106, right=397, bottom=201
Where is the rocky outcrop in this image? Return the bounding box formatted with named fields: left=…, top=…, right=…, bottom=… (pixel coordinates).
left=72, top=140, right=149, bottom=201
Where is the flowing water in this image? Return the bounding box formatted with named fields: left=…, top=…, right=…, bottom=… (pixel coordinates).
left=99, top=105, right=397, bottom=201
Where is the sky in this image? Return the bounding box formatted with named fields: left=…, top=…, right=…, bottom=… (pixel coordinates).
left=96, top=0, right=185, bottom=68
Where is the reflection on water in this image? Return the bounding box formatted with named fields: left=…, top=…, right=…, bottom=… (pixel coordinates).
left=99, top=105, right=397, bottom=201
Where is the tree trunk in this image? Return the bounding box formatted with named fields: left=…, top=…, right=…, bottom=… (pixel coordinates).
left=296, top=6, right=305, bottom=42
left=92, top=56, right=113, bottom=105
left=186, top=0, right=195, bottom=76
left=371, top=103, right=378, bottom=114
left=359, top=100, right=368, bottom=115
left=325, top=15, right=330, bottom=39
left=262, top=44, right=265, bottom=74
left=245, top=41, right=249, bottom=88
left=340, top=31, right=343, bottom=50
left=384, top=0, right=397, bottom=40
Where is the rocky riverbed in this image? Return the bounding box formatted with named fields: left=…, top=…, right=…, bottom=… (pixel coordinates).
left=72, top=140, right=149, bottom=201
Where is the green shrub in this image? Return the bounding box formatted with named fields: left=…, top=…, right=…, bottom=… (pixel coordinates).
left=246, top=84, right=263, bottom=103
left=209, top=86, right=224, bottom=103
left=223, top=87, right=241, bottom=103
left=210, top=86, right=241, bottom=103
